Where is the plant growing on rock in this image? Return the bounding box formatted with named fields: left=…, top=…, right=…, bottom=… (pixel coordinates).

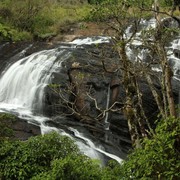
left=0, top=113, right=16, bottom=140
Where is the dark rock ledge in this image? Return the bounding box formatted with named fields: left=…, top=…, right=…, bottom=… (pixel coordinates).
left=0, top=113, right=41, bottom=140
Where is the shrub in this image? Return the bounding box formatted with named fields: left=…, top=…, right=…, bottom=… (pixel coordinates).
left=0, top=23, right=32, bottom=41
left=0, top=132, right=80, bottom=180
left=0, top=116, right=179, bottom=179
left=32, top=155, right=104, bottom=180
left=119, top=116, right=180, bottom=179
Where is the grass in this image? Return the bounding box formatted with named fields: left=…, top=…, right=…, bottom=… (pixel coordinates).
left=0, top=1, right=92, bottom=41
left=43, top=4, right=91, bottom=35
left=0, top=0, right=178, bottom=42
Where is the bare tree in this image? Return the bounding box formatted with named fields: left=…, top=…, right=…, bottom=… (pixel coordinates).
left=50, top=0, right=178, bottom=147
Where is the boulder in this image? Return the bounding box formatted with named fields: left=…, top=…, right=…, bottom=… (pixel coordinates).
left=0, top=113, right=41, bottom=140
left=11, top=119, right=41, bottom=140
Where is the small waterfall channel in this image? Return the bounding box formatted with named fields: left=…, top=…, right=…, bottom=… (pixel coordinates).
left=126, top=18, right=180, bottom=112
left=0, top=37, right=123, bottom=164
left=0, top=49, right=64, bottom=113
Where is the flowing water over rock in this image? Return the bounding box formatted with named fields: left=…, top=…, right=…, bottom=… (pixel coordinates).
left=0, top=37, right=124, bottom=164
left=0, top=18, right=180, bottom=164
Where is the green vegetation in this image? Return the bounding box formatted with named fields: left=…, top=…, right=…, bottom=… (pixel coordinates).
left=0, top=23, right=31, bottom=41
left=0, top=117, right=179, bottom=179
left=32, top=156, right=104, bottom=180
left=87, top=0, right=175, bottom=22
left=0, top=113, right=16, bottom=139
left=0, top=0, right=179, bottom=179
left=0, top=0, right=177, bottom=41
left=0, top=0, right=91, bottom=41
left=0, top=132, right=81, bottom=179
left=119, top=116, right=180, bottom=179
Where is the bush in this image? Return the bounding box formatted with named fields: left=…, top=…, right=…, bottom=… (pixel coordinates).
left=32, top=155, right=104, bottom=180
left=0, top=116, right=179, bottom=179
left=119, top=116, right=180, bottom=179
left=0, top=131, right=119, bottom=180
left=0, top=132, right=80, bottom=180
left=0, top=23, right=32, bottom=41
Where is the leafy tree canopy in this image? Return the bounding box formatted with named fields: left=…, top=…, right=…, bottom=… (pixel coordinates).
left=0, top=116, right=179, bottom=179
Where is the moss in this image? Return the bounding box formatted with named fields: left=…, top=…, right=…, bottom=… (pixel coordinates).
left=0, top=113, right=16, bottom=139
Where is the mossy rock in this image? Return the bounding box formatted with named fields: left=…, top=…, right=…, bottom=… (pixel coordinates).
left=0, top=113, right=17, bottom=139
left=0, top=113, right=41, bottom=141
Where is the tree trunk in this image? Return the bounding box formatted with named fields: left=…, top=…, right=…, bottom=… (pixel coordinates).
left=165, top=64, right=177, bottom=117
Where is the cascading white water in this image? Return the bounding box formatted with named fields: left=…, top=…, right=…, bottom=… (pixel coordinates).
left=0, top=49, right=56, bottom=112
left=126, top=18, right=180, bottom=81
left=170, top=37, right=180, bottom=116
left=0, top=38, right=124, bottom=164
left=68, top=127, right=122, bottom=163
left=125, top=17, right=180, bottom=117
left=104, top=84, right=111, bottom=130
left=168, top=37, right=180, bottom=80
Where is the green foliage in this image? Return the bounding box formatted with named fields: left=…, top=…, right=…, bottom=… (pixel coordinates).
left=32, top=155, right=104, bottom=180
left=0, top=113, right=16, bottom=120
left=0, top=0, right=175, bottom=41
left=0, top=113, right=17, bottom=139
left=0, top=0, right=91, bottom=41
left=161, top=0, right=173, bottom=7
left=86, top=0, right=174, bottom=22
left=0, top=23, right=32, bottom=41
left=0, top=132, right=81, bottom=180
left=86, top=0, right=147, bottom=22
left=5, top=0, right=49, bottom=31
left=88, top=0, right=106, bottom=4
left=0, top=117, right=179, bottom=179
left=0, top=131, right=119, bottom=180
left=119, top=116, right=180, bottom=179
left=0, top=23, right=15, bottom=40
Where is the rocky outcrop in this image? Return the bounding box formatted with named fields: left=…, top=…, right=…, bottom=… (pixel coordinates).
left=1, top=38, right=179, bottom=154
left=0, top=113, right=40, bottom=140
left=10, top=119, right=41, bottom=140
left=43, top=42, right=163, bottom=153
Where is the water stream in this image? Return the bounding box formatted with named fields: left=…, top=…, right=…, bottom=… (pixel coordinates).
left=0, top=18, right=179, bottom=164
left=0, top=37, right=122, bottom=164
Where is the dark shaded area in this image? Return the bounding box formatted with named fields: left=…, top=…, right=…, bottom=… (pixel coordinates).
left=0, top=113, right=40, bottom=140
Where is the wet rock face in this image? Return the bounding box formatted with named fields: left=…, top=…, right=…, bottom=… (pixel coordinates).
left=43, top=43, right=161, bottom=153
left=10, top=119, right=41, bottom=140
left=0, top=113, right=41, bottom=140
left=1, top=40, right=179, bottom=153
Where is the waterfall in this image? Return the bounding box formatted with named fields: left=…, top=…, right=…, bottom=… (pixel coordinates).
left=0, top=28, right=179, bottom=164
left=126, top=18, right=180, bottom=81
left=0, top=38, right=124, bottom=164
left=104, top=84, right=111, bottom=130
left=0, top=49, right=68, bottom=114
left=68, top=127, right=122, bottom=163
